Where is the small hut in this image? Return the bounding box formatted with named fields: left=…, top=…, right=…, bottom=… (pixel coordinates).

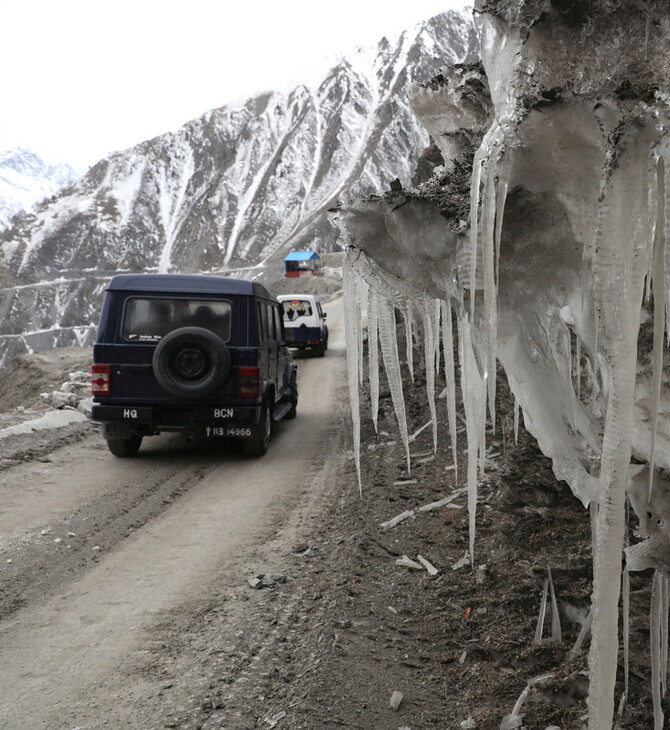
left=283, top=250, right=321, bottom=277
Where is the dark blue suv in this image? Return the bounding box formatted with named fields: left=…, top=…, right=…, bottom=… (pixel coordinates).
left=90, top=274, right=298, bottom=457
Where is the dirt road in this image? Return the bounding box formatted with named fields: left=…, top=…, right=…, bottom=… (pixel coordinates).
left=0, top=299, right=349, bottom=730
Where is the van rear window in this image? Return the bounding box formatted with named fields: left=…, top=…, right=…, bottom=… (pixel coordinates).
left=122, top=298, right=232, bottom=342
left=281, top=299, right=313, bottom=321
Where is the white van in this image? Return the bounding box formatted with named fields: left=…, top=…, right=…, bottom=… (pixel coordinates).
left=277, top=294, right=328, bottom=357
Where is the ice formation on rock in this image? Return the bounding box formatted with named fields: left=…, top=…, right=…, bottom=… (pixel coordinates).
left=333, top=1, right=670, bottom=727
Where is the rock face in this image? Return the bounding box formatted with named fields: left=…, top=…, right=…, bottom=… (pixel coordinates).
left=0, top=11, right=477, bottom=368
left=0, top=149, right=79, bottom=231
left=333, top=2, right=670, bottom=727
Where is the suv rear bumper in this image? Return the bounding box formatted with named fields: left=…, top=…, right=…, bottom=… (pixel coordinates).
left=91, top=403, right=262, bottom=439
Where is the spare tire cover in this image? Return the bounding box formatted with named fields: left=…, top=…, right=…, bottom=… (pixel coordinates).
left=152, top=326, right=231, bottom=397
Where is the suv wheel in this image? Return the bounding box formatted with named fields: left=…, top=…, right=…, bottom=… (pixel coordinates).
left=244, top=403, right=272, bottom=457
left=285, top=371, right=298, bottom=419
left=153, top=327, right=231, bottom=397
left=106, top=435, right=143, bottom=457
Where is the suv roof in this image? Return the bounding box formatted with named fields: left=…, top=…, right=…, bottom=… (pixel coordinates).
left=105, top=274, right=274, bottom=299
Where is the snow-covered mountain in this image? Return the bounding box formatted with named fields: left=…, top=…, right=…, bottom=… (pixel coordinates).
left=0, top=149, right=80, bottom=231
left=0, top=10, right=477, bottom=367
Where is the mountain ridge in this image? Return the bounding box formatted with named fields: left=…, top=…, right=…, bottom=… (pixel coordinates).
left=0, top=10, right=478, bottom=367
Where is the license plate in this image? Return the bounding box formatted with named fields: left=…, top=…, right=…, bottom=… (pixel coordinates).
left=204, top=426, right=253, bottom=438
left=92, top=405, right=153, bottom=421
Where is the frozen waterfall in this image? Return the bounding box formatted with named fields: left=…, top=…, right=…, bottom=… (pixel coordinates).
left=332, top=1, right=670, bottom=728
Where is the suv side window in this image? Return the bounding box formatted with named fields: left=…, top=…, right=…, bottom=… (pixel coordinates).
left=266, top=303, right=277, bottom=341
left=257, top=301, right=268, bottom=342
left=273, top=306, right=283, bottom=341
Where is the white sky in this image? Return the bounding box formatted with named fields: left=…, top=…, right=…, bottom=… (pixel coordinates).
left=2, top=1, right=472, bottom=170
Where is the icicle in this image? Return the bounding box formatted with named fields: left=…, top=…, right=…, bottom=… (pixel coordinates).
left=565, top=329, right=579, bottom=444
left=400, top=300, right=415, bottom=383
left=494, top=173, right=509, bottom=290
left=623, top=568, right=630, bottom=701
left=458, top=312, right=486, bottom=567
left=481, top=163, right=502, bottom=432
left=367, top=286, right=380, bottom=433
left=418, top=297, right=438, bottom=453
left=663, top=575, right=669, bottom=698
left=434, top=298, right=442, bottom=378
left=533, top=568, right=562, bottom=644
left=441, top=300, right=459, bottom=480
left=615, top=693, right=628, bottom=729
left=343, top=249, right=363, bottom=492
left=548, top=567, right=562, bottom=643
left=378, top=295, right=411, bottom=473
left=500, top=673, right=555, bottom=730
left=533, top=579, right=548, bottom=645
left=648, top=156, right=665, bottom=498
left=568, top=607, right=593, bottom=660
left=513, top=397, right=519, bottom=444
left=576, top=336, right=582, bottom=400
left=651, top=570, right=665, bottom=730
left=468, top=149, right=484, bottom=317
left=479, top=390, right=487, bottom=476
left=357, top=275, right=367, bottom=387
left=587, top=129, right=654, bottom=730
left=645, top=154, right=659, bottom=304
left=469, top=129, right=508, bottom=436
left=590, top=500, right=599, bottom=555
left=663, top=155, right=670, bottom=345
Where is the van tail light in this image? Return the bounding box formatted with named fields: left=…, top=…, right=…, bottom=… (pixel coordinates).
left=91, top=364, right=111, bottom=396
left=237, top=366, right=260, bottom=398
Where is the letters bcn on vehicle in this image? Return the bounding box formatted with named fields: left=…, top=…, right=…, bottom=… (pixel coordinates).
left=214, top=408, right=234, bottom=418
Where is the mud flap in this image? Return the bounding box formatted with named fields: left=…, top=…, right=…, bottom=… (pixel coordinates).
left=102, top=422, right=139, bottom=440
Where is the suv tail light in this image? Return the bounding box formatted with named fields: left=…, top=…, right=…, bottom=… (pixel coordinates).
left=91, top=364, right=111, bottom=395
left=237, top=366, right=259, bottom=398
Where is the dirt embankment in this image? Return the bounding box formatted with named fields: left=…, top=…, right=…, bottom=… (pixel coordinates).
left=0, top=346, right=91, bottom=412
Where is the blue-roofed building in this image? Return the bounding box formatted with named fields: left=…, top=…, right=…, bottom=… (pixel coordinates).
left=283, top=250, right=321, bottom=277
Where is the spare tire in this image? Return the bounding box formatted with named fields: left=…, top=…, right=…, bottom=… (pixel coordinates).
left=152, top=326, right=231, bottom=397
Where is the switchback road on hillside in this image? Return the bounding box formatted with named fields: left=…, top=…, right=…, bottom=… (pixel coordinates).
left=0, top=298, right=349, bottom=730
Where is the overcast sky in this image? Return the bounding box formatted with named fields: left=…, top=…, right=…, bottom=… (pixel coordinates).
left=2, top=1, right=473, bottom=169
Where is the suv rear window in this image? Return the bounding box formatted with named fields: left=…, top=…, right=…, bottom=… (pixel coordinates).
left=122, top=297, right=232, bottom=342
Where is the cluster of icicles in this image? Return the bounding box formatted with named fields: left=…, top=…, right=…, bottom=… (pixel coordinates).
left=342, top=135, right=670, bottom=729
left=343, top=245, right=487, bottom=573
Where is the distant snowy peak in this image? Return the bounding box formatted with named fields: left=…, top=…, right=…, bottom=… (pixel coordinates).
left=0, top=148, right=81, bottom=230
